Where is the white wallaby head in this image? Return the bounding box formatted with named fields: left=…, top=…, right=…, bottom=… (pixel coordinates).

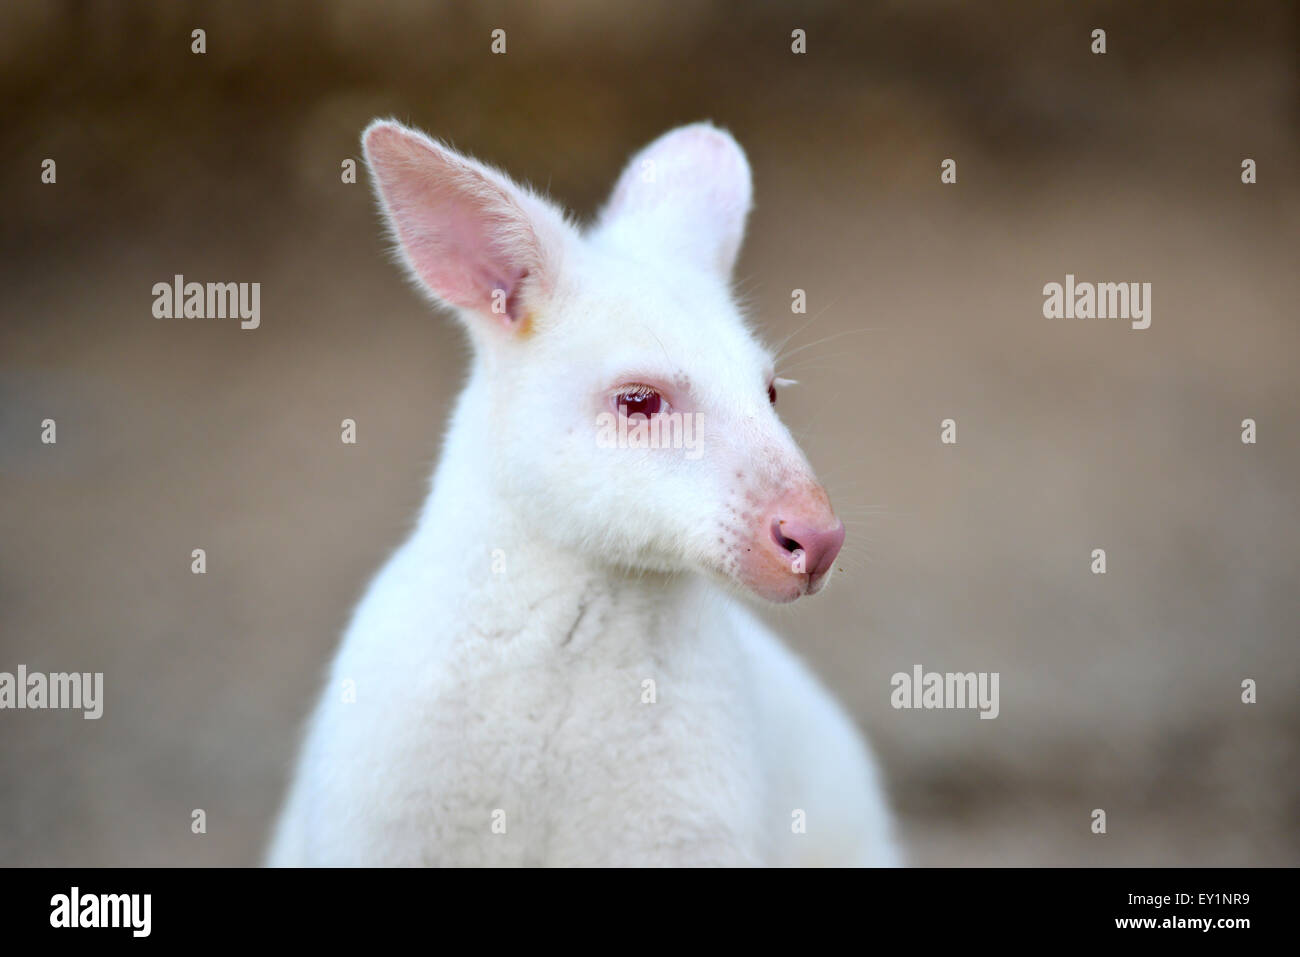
left=363, top=119, right=845, bottom=603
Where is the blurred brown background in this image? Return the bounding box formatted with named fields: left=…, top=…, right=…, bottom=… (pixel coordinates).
left=2, top=0, right=1297, bottom=866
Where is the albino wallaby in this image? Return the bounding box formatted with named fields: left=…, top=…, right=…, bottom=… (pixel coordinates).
left=267, top=120, right=898, bottom=866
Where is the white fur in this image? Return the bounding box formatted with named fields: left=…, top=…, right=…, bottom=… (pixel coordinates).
left=267, top=122, right=898, bottom=866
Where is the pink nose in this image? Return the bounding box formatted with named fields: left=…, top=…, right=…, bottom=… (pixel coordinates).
left=770, top=517, right=846, bottom=582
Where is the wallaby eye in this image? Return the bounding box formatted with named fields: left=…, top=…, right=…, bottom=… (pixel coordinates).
left=615, top=385, right=665, bottom=419
left=767, top=382, right=777, bottom=406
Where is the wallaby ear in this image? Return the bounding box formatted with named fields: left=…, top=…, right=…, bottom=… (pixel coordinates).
left=362, top=120, right=569, bottom=331
left=595, top=123, right=753, bottom=278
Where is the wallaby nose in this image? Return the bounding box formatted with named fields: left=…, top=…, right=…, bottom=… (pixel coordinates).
left=770, top=517, right=846, bottom=582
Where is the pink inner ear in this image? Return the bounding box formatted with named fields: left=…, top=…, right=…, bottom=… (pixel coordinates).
left=365, top=125, right=539, bottom=325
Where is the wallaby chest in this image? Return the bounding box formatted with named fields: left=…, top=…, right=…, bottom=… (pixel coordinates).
left=400, top=589, right=765, bottom=864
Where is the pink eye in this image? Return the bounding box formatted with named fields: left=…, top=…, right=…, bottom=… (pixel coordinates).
left=615, top=386, right=664, bottom=419
left=767, top=382, right=777, bottom=406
